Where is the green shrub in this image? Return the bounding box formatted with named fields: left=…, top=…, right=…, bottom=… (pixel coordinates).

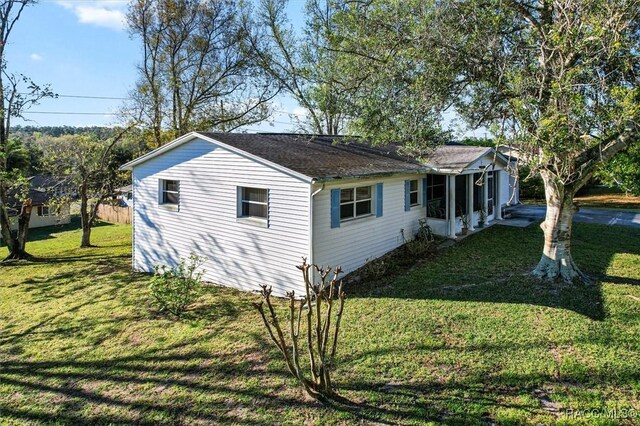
left=519, top=166, right=545, bottom=199
left=149, top=254, right=205, bottom=317
left=404, top=237, right=435, bottom=258
left=361, top=256, right=392, bottom=280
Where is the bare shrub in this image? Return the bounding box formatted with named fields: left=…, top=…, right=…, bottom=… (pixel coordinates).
left=253, top=258, right=346, bottom=400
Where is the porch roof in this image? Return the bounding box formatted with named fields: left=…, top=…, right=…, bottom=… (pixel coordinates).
left=422, top=145, right=509, bottom=174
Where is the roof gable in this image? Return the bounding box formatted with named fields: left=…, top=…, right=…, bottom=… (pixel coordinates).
left=422, top=145, right=509, bottom=173
left=121, top=132, right=426, bottom=181
left=120, top=132, right=314, bottom=183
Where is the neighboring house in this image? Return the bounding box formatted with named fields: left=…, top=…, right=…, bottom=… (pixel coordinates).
left=8, top=175, right=71, bottom=231
left=114, top=184, right=133, bottom=207
left=121, top=132, right=518, bottom=296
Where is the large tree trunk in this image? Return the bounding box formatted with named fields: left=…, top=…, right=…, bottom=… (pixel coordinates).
left=0, top=204, right=15, bottom=255
left=81, top=222, right=92, bottom=248
left=15, top=198, right=33, bottom=258
left=79, top=183, right=93, bottom=248
left=532, top=172, right=587, bottom=283
left=0, top=184, right=31, bottom=261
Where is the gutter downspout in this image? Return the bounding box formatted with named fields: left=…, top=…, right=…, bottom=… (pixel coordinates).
left=309, top=181, right=325, bottom=268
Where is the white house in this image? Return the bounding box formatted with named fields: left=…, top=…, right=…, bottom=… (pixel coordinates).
left=121, top=132, right=518, bottom=296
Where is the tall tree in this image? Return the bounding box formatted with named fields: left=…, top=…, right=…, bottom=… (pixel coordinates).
left=0, top=0, right=53, bottom=260
left=335, top=0, right=640, bottom=283
left=127, top=0, right=278, bottom=148
left=39, top=130, right=133, bottom=248
left=243, top=0, right=350, bottom=135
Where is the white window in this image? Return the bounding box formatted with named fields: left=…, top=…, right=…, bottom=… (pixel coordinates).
left=409, top=179, right=419, bottom=206
left=160, top=179, right=179, bottom=205
left=239, top=187, right=268, bottom=219
left=37, top=206, right=51, bottom=217
left=340, top=186, right=372, bottom=221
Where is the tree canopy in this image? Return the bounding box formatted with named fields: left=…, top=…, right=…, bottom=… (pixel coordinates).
left=334, top=0, right=640, bottom=282
left=126, top=0, right=278, bottom=147
left=244, top=0, right=351, bottom=134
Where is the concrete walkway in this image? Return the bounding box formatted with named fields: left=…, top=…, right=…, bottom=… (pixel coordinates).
left=504, top=204, right=640, bottom=229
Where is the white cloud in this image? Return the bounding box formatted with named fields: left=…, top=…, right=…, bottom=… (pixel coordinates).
left=30, top=53, right=43, bottom=61
left=57, top=1, right=127, bottom=31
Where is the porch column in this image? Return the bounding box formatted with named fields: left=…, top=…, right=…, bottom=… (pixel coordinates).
left=448, top=175, right=456, bottom=238
left=466, top=174, right=475, bottom=231
left=495, top=171, right=503, bottom=220
left=483, top=173, right=489, bottom=218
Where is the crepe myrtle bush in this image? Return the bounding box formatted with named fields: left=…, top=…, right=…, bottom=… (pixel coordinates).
left=149, top=254, right=205, bottom=317
left=254, top=258, right=346, bottom=400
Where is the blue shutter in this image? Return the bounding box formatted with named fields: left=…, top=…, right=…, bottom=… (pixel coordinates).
left=422, top=177, right=428, bottom=207
left=376, top=183, right=383, bottom=217
left=330, top=188, right=341, bottom=228
left=404, top=180, right=411, bottom=211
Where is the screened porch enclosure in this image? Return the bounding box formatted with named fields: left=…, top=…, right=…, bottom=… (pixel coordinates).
left=425, top=170, right=502, bottom=238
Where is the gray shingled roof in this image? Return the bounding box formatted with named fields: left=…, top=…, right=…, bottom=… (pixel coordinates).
left=6, top=175, right=63, bottom=214
left=200, top=132, right=426, bottom=180
left=123, top=132, right=504, bottom=180
left=422, top=145, right=493, bottom=171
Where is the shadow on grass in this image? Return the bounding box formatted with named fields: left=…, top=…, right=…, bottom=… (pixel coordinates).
left=348, top=223, right=640, bottom=321
left=0, top=342, right=302, bottom=425
left=2, top=333, right=636, bottom=425
left=0, top=217, right=116, bottom=246
left=0, top=328, right=534, bottom=425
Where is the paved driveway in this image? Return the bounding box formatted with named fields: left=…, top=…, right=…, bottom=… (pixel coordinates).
left=505, top=204, right=640, bottom=228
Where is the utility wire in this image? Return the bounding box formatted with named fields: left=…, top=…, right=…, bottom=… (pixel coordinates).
left=19, top=93, right=130, bottom=100
left=21, top=93, right=311, bottom=116
left=22, top=111, right=119, bottom=116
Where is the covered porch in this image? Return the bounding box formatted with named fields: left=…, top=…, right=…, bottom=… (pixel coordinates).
left=422, top=145, right=510, bottom=238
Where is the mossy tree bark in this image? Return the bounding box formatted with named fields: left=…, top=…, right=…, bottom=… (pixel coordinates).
left=532, top=172, right=585, bottom=282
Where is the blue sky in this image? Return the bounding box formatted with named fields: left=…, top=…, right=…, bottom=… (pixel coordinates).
left=7, top=0, right=483, bottom=137
left=6, top=0, right=307, bottom=132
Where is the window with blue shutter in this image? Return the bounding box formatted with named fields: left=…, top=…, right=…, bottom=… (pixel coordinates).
left=330, top=188, right=341, bottom=228
left=376, top=183, right=383, bottom=217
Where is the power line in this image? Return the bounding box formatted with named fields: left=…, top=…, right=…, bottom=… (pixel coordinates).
left=56, top=94, right=130, bottom=100
left=22, top=111, right=118, bottom=116
left=21, top=112, right=304, bottom=123
left=20, top=93, right=311, bottom=117
left=19, top=93, right=130, bottom=100
left=24, top=93, right=310, bottom=116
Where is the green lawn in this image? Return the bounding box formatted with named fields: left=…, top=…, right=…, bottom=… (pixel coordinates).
left=523, top=186, right=640, bottom=211
left=0, top=221, right=639, bottom=425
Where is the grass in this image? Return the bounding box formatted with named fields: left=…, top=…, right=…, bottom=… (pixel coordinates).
left=574, top=186, right=640, bottom=211
left=523, top=186, right=640, bottom=211
left=0, top=220, right=639, bottom=425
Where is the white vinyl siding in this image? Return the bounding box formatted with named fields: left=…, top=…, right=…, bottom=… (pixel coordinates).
left=500, top=169, right=519, bottom=206
left=132, top=137, right=311, bottom=296
left=313, top=175, right=426, bottom=275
